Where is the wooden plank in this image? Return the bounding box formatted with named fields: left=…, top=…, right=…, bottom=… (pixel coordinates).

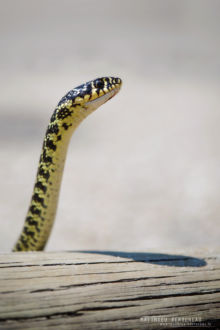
left=0, top=248, right=219, bottom=329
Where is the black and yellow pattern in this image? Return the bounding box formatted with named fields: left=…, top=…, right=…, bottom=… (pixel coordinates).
left=13, top=77, right=122, bottom=251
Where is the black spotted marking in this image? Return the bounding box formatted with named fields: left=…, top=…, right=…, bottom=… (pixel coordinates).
left=62, top=123, right=69, bottom=130
left=26, top=216, right=40, bottom=232
left=20, top=235, right=28, bottom=249
left=16, top=243, right=22, bottom=251
left=24, top=226, right=35, bottom=239
left=86, top=83, right=92, bottom=95
left=42, top=150, right=53, bottom=164
left=57, top=135, right=62, bottom=141
left=38, top=166, right=50, bottom=181
left=46, top=138, right=57, bottom=151
left=50, top=109, right=58, bottom=122
left=57, top=107, right=73, bottom=120
left=35, top=181, right=47, bottom=193
left=32, top=193, right=47, bottom=208
left=29, top=205, right=41, bottom=216
left=96, top=88, right=100, bottom=96
left=46, top=123, right=59, bottom=135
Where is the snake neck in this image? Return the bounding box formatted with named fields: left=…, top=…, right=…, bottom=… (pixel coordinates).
left=13, top=105, right=92, bottom=251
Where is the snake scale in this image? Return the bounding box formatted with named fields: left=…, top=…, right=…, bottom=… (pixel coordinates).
left=13, top=77, right=122, bottom=251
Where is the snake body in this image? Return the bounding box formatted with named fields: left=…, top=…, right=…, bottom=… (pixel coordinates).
left=13, top=77, right=122, bottom=251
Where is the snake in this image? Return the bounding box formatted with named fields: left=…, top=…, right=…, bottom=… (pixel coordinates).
left=13, top=77, right=122, bottom=251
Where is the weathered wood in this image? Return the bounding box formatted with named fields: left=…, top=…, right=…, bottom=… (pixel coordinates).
left=0, top=248, right=219, bottom=329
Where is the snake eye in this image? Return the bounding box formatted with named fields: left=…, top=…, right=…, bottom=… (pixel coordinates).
left=95, top=80, right=105, bottom=89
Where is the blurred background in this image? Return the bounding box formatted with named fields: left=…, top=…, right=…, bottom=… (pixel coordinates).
left=0, top=0, right=219, bottom=252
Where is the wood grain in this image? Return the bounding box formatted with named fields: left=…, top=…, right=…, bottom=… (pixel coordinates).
left=0, top=248, right=219, bottom=329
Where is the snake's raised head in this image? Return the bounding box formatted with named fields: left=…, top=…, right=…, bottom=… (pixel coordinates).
left=49, top=77, right=122, bottom=135
left=82, top=77, right=122, bottom=110
left=57, top=77, right=122, bottom=113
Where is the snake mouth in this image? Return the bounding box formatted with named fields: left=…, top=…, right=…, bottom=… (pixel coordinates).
left=84, top=87, right=121, bottom=110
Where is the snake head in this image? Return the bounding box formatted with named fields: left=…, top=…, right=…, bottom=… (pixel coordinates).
left=57, top=77, right=122, bottom=112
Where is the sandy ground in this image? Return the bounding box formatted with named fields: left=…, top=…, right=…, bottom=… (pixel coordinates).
left=0, top=0, right=220, bottom=252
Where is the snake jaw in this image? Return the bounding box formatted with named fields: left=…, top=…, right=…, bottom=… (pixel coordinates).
left=84, top=86, right=121, bottom=111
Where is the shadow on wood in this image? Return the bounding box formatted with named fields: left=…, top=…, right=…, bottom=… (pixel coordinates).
left=77, top=250, right=207, bottom=267
left=0, top=248, right=219, bottom=329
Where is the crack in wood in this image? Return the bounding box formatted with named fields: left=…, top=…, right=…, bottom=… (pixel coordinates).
left=0, top=305, right=138, bottom=323
left=26, top=276, right=177, bottom=294
left=104, top=290, right=220, bottom=302
left=139, top=277, right=220, bottom=288
left=0, top=260, right=136, bottom=269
